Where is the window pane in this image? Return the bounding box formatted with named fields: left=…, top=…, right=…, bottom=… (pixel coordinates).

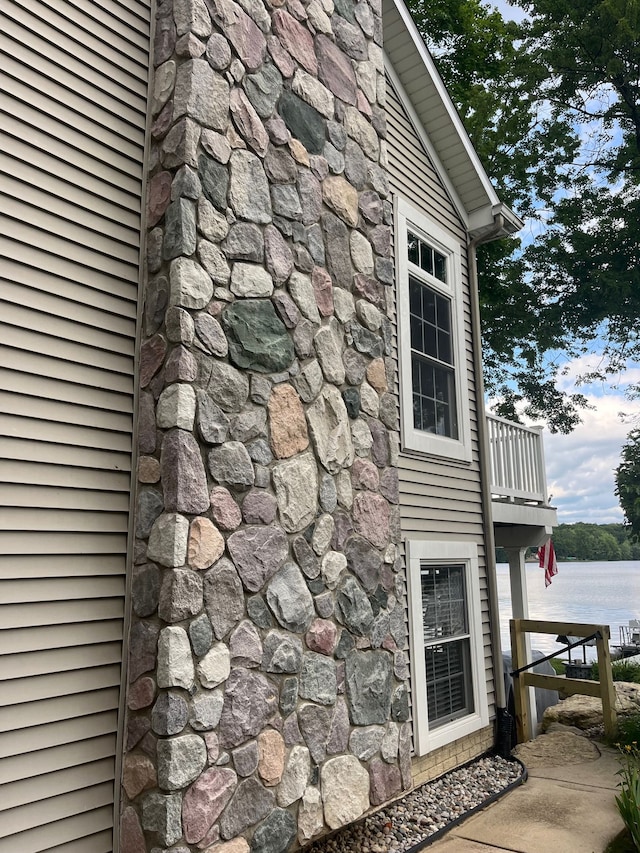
left=420, top=243, right=434, bottom=275
left=425, top=640, right=473, bottom=727
left=423, top=286, right=436, bottom=324
left=410, top=315, right=422, bottom=351
left=436, top=293, right=450, bottom=332
left=437, top=329, right=452, bottom=365
left=421, top=564, right=467, bottom=642
left=408, top=234, right=419, bottom=265
left=434, top=251, right=447, bottom=283
left=409, top=278, right=422, bottom=316
left=424, top=323, right=437, bottom=359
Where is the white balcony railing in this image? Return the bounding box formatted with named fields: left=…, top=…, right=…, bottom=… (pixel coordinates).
left=487, top=414, right=548, bottom=505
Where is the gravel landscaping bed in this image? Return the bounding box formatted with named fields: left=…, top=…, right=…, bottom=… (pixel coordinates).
left=308, top=753, right=523, bottom=853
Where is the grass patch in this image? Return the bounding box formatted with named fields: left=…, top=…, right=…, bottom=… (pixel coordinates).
left=593, top=660, right=640, bottom=684
left=550, top=657, right=566, bottom=675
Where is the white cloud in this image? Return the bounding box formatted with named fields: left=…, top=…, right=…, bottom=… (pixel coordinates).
left=542, top=390, right=640, bottom=524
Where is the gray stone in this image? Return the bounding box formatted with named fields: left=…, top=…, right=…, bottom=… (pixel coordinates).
left=147, top=513, right=189, bottom=568
left=174, top=59, right=229, bottom=129
left=189, top=613, right=213, bottom=656
left=271, top=184, right=302, bottom=219
left=262, top=630, right=303, bottom=673
left=204, top=559, right=245, bottom=640
left=197, top=642, right=230, bottom=688
left=206, top=32, right=231, bottom=69
left=306, top=386, right=354, bottom=474
left=264, top=226, right=294, bottom=285
left=272, top=451, right=318, bottom=533
left=152, top=692, right=189, bottom=736
left=342, top=387, right=360, bottom=419
left=231, top=262, right=274, bottom=297
left=349, top=321, right=384, bottom=357
left=345, top=535, right=382, bottom=592
left=299, top=653, right=337, bottom=705
left=207, top=361, right=250, bottom=412
left=349, top=725, right=385, bottom=760
left=314, top=591, right=334, bottom=618
left=247, top=594, right=274, bottom=629
left=157, top=383, right=197, bottom=430
left=324, top=141, right=345, bottom=174
left=142, top=792, right=182, bottom=846
left=229, top=150, right=272, bottom=223
left=344, top=139, right=367, bottom=189
left=199, top=153, right=229, bottom=210
left=335, top=629, right=355, bottom=660
left=298, top=170, right=322, bottom=227
left=169, top=257, right=213, bottom=309
left=279, top=90, right=326, bottom=155
left=251, top=808, right=297, bottom=853
left=223, top=299, right=295, bottom=373
left=298, top=703, right=332, bottom=764
left=246, top=438, right=273, bottom=465
left=219, top=668, right=279, bottom=748
left=230, top=620, right=263, bottom=667
left=321, top=212, right=352, bottom=289
left=279, top=676, right=299, bottom=715
left=196, top=390, right=230, bottom=444
left=233, top=740, right=259, bottom=776
left=159, top=568, right=204, bottom=622
left=157, top=626, right=195, bottom=689
left=380, top=722, right=400, bottom=762
left=277, top=744, right=309, bottom=807
left=132, top=563, right=160, bottom=617
left=157, top=734, right=207, bottom=790
left=306, top=223, right=325, bottom=265
left=326, top=697, right=350, bottom=754
left=267, top=562, right=316, bottom=636
left=333, top=15, right=367, bottom=59
left=292, top=359, right=323, bottom=403
left=264, top=146, right=298, bottom=183
left=225, top=223, right=264, bottom=261
left=346, top=650, right=393, bottom=725
left=160, top=429, right=209, bottom=513
left=208, top=441, right=255, bottom=489
left=191, top=689, right=225, bottom=730
left=128, top=620, right=160, bottom=682
left=163, top=198, right=197, bottom=259
left=198, top=197, right=229, bottom=243
left=243, top=63, right=283, bottom=118
left=227, top=525, right=289, bottom=592
left=336, top=576, right=374, bottom=636
left=344, top=348, right=367, bottom=385
left=314, top=325, right=345, bottom=385
left=219, top=777, right=275, bottom=839
left=391, top=685, right=410, bottom=722
left=291, top=535, right=319, bottom=579
left=194, top=312, right=228, bottom=356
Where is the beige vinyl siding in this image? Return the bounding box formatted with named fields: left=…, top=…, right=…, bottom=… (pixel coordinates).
left=0, top=0, right=150, bottom=848
left=386, top=75, right=495, bottom=715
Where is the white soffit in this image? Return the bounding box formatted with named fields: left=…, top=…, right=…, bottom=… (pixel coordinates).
left=382, top=0, right=522, bottom=238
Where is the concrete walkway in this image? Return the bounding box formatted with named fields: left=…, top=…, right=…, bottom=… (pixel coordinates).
left=427, top=736, right=624, bottom=853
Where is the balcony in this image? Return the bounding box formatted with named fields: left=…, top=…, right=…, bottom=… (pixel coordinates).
left=487, top=414, right=557, bottom=547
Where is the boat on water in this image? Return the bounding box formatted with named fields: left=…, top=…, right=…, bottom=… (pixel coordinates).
left=616, top=620, right=640, bottom=658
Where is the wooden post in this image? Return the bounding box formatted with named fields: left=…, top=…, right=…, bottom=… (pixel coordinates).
left=510, top=618, right=532, bottom=743
left=596, top=624, right=617, bottom=740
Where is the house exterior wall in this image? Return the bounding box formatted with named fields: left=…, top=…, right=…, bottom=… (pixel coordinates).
left=0, top=1, right=151, bottom=849
left=384, top=76, right=496, bottom=765
left=121, top=0, right=412, bottom=850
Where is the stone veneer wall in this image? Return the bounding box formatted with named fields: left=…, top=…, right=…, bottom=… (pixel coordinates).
left=411, top=727, right=494, bottom=788
left=120, top=0, right=412, bottom=849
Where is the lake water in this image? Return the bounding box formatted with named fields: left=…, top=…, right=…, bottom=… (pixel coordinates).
left=497, top=560, right=640, bottom=662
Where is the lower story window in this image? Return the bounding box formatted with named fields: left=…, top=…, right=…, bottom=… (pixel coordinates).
left=407, top=542, right=488, bottom=755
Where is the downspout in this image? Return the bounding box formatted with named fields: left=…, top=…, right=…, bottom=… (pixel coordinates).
left=467, top=216, right=508, bottom=724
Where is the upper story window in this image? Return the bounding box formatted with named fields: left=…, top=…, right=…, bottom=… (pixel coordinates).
left=396, top=199, right=471, bottom=461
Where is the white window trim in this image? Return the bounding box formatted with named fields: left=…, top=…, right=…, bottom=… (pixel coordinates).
left=406, top=540, right=489, bottom=756
left=395, top=196, right=472, bottom=462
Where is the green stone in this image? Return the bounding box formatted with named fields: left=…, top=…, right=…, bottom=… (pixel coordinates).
left=198, top=153, right=229, bottom=211
left=223, top=299, right=295, bottom=373
left=279, top=90, right=326, bottom=155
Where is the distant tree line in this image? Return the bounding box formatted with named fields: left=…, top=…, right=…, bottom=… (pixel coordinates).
left=496, top=523, right=640, bottom=564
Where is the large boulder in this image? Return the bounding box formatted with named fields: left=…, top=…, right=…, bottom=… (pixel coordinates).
left=541, top=681, right=640, bottom=731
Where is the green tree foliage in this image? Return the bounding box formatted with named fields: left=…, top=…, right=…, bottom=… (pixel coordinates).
left=496, top=522, right=640, bottom=561
left=410, top=0, right=640, bottom=432
left=616, top=429, right=640, bottom=540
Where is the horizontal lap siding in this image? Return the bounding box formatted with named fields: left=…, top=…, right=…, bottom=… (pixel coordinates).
left=386, top=77, right=494, bottom=715
left=0, top=0, right=150, bottom=849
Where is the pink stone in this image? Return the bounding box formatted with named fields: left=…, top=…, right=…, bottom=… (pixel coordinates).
left=140, top=334, right=167, bottom=387
left=272, top=10, right=317, bottom=75
left=316, top=34, right=357, bottom=105
left=306, top=618, right=337, bottom=655
left=353, top=273, right=386, bottom=308
left=198, top=823, right=221, bottom=850
left=182, top=767, right=237, bottom=843
left=357, top=88, right=372, bottom=117
left=203, top=840, right=249, bottom=853
left=210, top=486, right=242, bottom=530
left=267, top=384, right=309, bottom=459
left=230, top=88, right=269, bottom=157
left=214, top=0, right=266, bottom=72
left=204, top=732, right=220, bottom=764
left=312, top=267, right=333, bottom=317
left=242, top=490, right=277, bottom=524
left=152, top=100, right=174, bottom=139
left=353, top=492, right=390, bottom=549
left=127, top=676, right=156, bottom=710
left=382, top=634, right=397, bottom=651
left=267, top=34, right=296, bottom=78
left=123, top=754, right=157, bottom=799
left=165, top=345, right=198, bottom=382
left=120, top=806, right=146, bottom=853
left=366, top=357, right=388, bottom=392
left=369, top=757, right=402, bottom=805
left=257, top=729, right=285, bottom=786
left=147, top=170, right=172, bottom=226
left=352, top=457, right=379, bottom=491
left=189, top=517, right=225, bottom=569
